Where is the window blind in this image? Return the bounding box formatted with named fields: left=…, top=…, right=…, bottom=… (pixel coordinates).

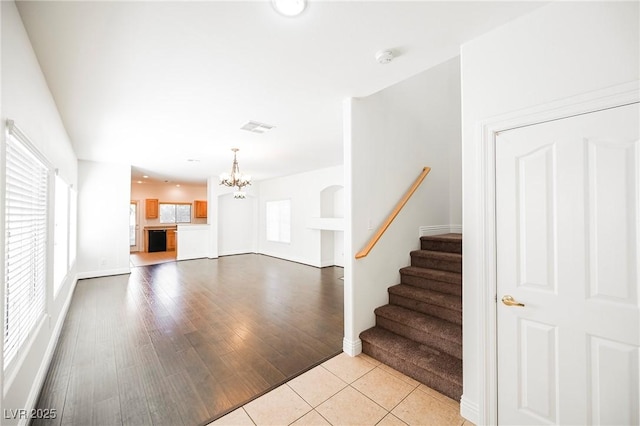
left=4, top=129, right=49, bottom=370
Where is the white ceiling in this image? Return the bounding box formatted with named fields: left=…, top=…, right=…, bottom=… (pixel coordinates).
left=16, top=0, right=544, bottom=184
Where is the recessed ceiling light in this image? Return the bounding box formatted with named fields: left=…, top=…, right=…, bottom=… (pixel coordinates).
left=137, top=180, right=142, bottom=184
left=143, top=175, right=149, bottom=179
left=272, top=0, right=306, bottom=17
left=176, top=184, right=181, bottom=187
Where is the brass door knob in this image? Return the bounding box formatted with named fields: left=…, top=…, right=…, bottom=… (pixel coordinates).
left=501, top=295, right=525, bottom=307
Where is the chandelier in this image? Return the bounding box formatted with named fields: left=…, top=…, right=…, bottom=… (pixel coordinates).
left=219, top=148, right=251, bottom=199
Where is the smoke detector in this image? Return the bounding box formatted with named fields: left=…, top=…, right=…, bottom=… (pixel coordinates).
left=375, top=50, right=394, bottom=64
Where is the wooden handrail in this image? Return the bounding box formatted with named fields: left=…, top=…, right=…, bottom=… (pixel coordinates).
left=355, top=166, right=431, bottom=259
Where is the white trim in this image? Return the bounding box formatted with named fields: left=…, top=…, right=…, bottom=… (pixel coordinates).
left=418, top=224, right=462, bottom=236
left=257, top=251, right=321, bottom=268
left=475, top=81, right=640, bottom=424
left=5, top=119, right=53, bottom=170
left=19, top=274, right=79, bottom=426
left=342, top=337, right=362, bottom=357
left=2, top=316, right=47, bottom=396
left=460, top=394, right=480, bottom=425
left=76, top=267, right=131, bottom=280
left=418, top=225, right=450, bottom=236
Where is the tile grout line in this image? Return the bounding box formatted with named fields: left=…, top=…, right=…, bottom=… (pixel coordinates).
left=242, top=407, right=258, bottom=426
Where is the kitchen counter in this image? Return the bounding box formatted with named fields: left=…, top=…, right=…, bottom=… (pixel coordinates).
left=177, top=224, right=211, bottom=260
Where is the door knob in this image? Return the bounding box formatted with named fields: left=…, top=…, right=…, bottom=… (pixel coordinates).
left=501, top=295, right=525, bottom=307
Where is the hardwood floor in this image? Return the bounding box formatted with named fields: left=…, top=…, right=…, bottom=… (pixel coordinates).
left=34, top=254, right=344, bottom=425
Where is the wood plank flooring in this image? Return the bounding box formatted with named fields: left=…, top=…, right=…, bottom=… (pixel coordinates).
left=33, top=254, right=344, bottom=425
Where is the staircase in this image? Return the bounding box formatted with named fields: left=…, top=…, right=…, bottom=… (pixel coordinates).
left=359, top=233, right=462, bottom=401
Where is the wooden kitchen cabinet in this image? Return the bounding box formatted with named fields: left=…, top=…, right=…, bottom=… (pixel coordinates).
left=194, top=200, right=207, bottom=218
left=145, top=198, right=159, bottom=219
left=166, top=229, right=176, bottom=251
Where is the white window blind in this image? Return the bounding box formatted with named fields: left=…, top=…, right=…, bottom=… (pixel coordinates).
left=4, top=128, right=49, bottom=371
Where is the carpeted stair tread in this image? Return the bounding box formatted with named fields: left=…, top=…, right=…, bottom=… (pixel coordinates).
left=399, top=267, right=462, bottom=299
left=410, top=250, right=462, bottom=273
left=420, top=234, right=462, bottom=254
left=388, top=284, right=461, bottom=312
left=374, top=305, right=461, bottom=344
left=411, top=250, right=461, bottom=262
left=360, top=327, right=462, bottom=399
left=400, top=266, right=461, bottom=285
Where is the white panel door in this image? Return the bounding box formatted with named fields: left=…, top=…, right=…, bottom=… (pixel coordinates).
left=496, top=103, right=639, bottom=425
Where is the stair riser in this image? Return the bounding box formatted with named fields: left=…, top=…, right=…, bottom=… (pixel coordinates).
left=400, top=274, right=462, bottom=296
left=389, top=294, right=462, bottom=326
left=420, top=240, right=462, bottom=254
left=376, top=317, right=462, bottom=359
left=411, top=255, right=461, bottom=273
left=362, top=342, right=461, bottom=401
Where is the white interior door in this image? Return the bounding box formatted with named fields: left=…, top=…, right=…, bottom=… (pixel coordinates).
left=496, top=103, right=639, bottom=425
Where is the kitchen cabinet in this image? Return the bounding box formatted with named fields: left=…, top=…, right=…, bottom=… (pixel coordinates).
left=194, top=200, right=207, bottom=218
left=166, top=229, right=176, bottom=251
left=145, top=198, right=159, bottom=219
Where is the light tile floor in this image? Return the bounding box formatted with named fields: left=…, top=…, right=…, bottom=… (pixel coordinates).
left=209, top=353, right=474, bottom=426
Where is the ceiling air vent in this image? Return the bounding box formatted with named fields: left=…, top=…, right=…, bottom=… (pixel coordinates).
left=240, top=121, right=275, bottom=134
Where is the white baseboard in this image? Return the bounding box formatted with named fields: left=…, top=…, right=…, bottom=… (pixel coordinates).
left=419, top=224, right=462, bottom=237
left=258, top=251, right=320, bottom=268
left=76, top=267, right=131, bottom=280
left=342, top=337, right=362, bottom=356
left=20, top=274, right=79, bottom=426
left=460, top=394, right=480, bottom=425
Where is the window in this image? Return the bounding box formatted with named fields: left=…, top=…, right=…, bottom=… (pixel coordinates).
left=53, top=175, right=69, bottom=294
left=266, top=200, right=291, bottom=243
left=68, top=188, right=77, bottom=269
left=4, top=130, right=50, bottom=371
left=159, top=203, right=191, bottom=224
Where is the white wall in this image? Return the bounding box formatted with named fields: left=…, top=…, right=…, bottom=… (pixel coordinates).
left=320, top=185, right=344, bottom=267
left=0, top=1, right=79, bottom=422
left=218, top=192, right=257, bottom=256
left=77, top=160, right=131, bottom=278
left=460, top=2, right=639, bottom=423
left=257, top=165, right=343, bottom=267
left=207, top=178, right=259, bottom=259
left=343, top=56, right=461, bottom=355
